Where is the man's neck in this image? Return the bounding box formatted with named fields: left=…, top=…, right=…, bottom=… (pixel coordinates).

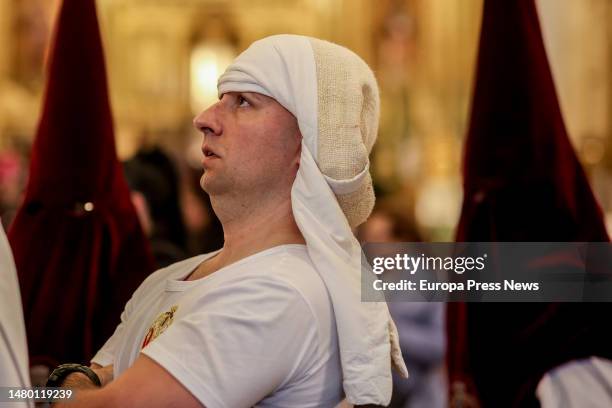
left=202, top=192, right=305, bottom=275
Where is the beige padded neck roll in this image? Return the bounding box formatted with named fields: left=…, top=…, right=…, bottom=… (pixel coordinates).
left=310, top=38, right=378, bottom=228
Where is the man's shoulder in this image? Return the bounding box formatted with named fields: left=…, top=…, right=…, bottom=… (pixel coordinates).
left=218, top=244, right=316, bottom=279
left=260, top=245, right=332, bottom=316
left=266, top=244, right=316, bottom=271
left=254, top=245, right=320, bottom=285
left=210, top=245, right=328, bottom=308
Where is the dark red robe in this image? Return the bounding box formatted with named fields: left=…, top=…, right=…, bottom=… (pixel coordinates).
left=448, top=0, right=612, bottom=406
left=8, top=0, right=155, bottom=367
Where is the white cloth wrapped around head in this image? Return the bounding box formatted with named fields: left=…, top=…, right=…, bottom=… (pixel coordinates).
left=218, top=34, right=408, bottom=406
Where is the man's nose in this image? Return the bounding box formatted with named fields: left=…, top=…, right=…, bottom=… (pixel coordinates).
left=193, top=102, right=222, bottom=136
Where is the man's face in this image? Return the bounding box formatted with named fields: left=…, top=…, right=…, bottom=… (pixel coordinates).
left=193, top=92, right=301, bottom=199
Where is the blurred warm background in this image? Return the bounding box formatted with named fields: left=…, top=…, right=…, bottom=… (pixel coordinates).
left=0, top=0, right=611, bottom=243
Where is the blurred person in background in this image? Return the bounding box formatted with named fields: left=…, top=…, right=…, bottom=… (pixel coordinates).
left=181, top=165, right=224, bottom=256
left=449, top=1, right=612, bottom=406
left=123, top=146, right=188, bottom=268
left=9, top=0, right=156, bottom=382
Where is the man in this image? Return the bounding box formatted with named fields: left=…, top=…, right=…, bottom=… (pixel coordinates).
left=51, top=35, right=406, bottom=408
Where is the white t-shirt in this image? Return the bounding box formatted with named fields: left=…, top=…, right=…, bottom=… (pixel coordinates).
left=92, top=244, right=343, bottom=408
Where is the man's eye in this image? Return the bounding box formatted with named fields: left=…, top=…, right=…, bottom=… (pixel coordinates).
left=238, top=96, right=250, bottom=107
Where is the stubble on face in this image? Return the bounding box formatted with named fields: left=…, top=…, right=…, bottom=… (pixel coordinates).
left=198, top=93, right=302, bottom=206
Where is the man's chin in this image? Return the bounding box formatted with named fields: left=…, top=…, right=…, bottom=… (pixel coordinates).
left=200, top=178, right=213, bottom=194
left=200, top=175, right=227, bottom=196
left=199, top=174, right=212, bottom=193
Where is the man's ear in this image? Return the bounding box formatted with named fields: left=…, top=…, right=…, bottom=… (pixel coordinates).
left=294, top=128, right=302, bottom=167
left=295, top=151, right=301, bottom=168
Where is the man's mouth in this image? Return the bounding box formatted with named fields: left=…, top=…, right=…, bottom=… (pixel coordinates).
left=203, top=146, right=220, bottom=158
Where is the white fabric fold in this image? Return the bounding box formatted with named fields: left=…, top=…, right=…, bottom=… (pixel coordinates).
left=0, top=222, right=32, bottom=407
left=217, top=35, right=319, bottom=157
left=218, top=34, right=407, bottom=406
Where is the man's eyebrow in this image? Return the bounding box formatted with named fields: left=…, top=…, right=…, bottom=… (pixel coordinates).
left=242, top=92, right=268, bottom=102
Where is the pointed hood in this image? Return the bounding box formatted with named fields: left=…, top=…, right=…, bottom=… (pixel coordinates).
left=29, top=0, right=119, bottom=202
left=9, top=0, right=154, bottom=367
left=456, top=0, right=608, bottom=242
left=449, top=0, right=612, bottom=406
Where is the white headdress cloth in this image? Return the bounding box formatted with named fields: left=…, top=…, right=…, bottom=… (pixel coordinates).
left=218, top=34, right=407, bottom=405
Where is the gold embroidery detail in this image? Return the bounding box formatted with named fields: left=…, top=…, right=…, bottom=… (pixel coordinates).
left=141, top=305, right=178, bottom=349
